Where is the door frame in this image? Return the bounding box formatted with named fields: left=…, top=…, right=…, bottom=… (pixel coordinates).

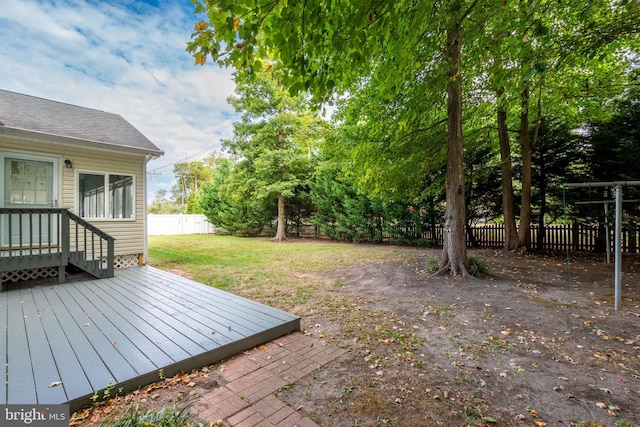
left=0, top=150, right=61, bottom=208
left=1, top=150, right=61, bottom=248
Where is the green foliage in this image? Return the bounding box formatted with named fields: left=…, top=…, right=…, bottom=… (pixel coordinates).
left=99, top=404, right=201, bottom=427
left=588, top=84, right=640, bottom=183
left=216, top=67, right=323, bottom=238
left=171, top=160, right=213, bottom=206
left=467, top=257, right=489, bottom=277
left=199, top=157, right=273, bottom=236
left=425, top=257, right=487, bottom=277
left=425, top=258, right=440, bottom=273
left=530, top=117, right=590, bottom=225
left=187, top=0, right=640, bottom=254
left=310, top=168, right=444, bottom=244
left=147, top=201, right=185, bottom=214
left=310, top=171, right=383, bottom=242
left=615, top=418, right=632, bottom=427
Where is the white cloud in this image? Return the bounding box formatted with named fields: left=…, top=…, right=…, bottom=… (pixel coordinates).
left=0, top=0, right=238, bottom=197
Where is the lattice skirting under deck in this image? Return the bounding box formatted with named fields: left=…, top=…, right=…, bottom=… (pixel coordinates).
left=1, top=254, right=142, bottom=283
left=2, top=267, right=58, bottom=283
left=113, top=254, right=141, bottom=269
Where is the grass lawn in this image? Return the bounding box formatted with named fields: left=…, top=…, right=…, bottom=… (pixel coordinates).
left=127, top=236, right=640, bottom=427
left=148, top=235, right=420, bottom=313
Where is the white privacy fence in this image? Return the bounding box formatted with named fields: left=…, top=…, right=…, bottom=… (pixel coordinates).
left=148, top=214, right=216, bottom=235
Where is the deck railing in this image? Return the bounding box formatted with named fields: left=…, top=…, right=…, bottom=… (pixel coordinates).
left=0, top=207, right=115, bottom=283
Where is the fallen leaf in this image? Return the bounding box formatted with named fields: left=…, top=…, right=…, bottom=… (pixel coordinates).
left=533, top=421, right=547, bottom=427
left=48, top=381, right=62, bottom=388
left=596, top=402, right=606, bottom=409
left=515, top=414, right=527, bottom=421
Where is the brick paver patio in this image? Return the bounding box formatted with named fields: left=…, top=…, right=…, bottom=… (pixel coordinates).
left=195, top=332, right=346, bottom=427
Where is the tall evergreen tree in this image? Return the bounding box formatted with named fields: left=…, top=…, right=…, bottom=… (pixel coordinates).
left=222, top=68, right=322, bottom=241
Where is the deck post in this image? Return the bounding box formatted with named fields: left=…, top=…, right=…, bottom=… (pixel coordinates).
left=60, top=209, right=69, bottom=284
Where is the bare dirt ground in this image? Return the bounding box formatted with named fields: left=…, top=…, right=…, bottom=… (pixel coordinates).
left=75, top=248, right=640, bottom=427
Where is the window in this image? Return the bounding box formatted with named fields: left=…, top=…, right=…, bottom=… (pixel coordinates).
left=6, top=158, right=53, bottom=205
left=79, top=172, right=134, bottom=219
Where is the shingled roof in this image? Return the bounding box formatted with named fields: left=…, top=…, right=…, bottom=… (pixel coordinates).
left=0, top=89, right=163, bottom=158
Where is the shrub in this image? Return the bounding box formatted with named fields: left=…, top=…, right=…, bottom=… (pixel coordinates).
left=425, top=256, right=489, bottom=277
left=99, top=404, right=202, bottom=427
left=467, top=256, right=489, bottom=277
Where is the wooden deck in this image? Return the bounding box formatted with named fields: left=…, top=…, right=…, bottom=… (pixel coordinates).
left=0, top=266, right=300, bottom=412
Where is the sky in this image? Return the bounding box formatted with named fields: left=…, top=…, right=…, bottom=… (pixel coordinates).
left=0, top=0, right=238, bottom=202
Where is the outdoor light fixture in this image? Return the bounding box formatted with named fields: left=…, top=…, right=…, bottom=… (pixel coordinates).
left=64, top=159, right=72, bottom=168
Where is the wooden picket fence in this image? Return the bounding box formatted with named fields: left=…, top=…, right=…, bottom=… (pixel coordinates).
left=383, top=223, right=640, bottom=253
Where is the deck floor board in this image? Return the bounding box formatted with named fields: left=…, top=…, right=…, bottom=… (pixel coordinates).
left=19, top=287, right=68, bottom=404
left=30, top=286, right=94, bottom=401
left=0, top=266, right=300, bottom=411
left=52, top=283, right=141, bottom=382
left=7, top=288, right=36, bottom=404
left=0, top=291, right=7, bottom=404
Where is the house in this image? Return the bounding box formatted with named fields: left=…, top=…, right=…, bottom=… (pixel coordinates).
left=0, top=89, right=164, bottom=285
left=0, top=90, right=302, bottom=411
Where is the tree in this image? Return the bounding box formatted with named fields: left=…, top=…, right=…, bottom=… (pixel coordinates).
left=585, top=80, right=640, bottom=218
left=171, top=160, right=213, bottom=207
left=310, top=169, right=384, bottom=242
left=222, top=68, right=322, bottom=241
left=199, top=157, right=276, bottom=235
left=188, top=0, right=638, bottom=263
left=188, top=0, right=504, bottom=276
left=486, top=0, right=640, bottom=250
left=531, top=117, right=589, bottom=249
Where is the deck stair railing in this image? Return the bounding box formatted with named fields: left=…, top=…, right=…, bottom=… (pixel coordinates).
left=0, top=208, right=115, bottom=287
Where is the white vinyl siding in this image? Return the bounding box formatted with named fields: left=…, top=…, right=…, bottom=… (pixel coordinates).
left=0, top=137, right=147, bottom=257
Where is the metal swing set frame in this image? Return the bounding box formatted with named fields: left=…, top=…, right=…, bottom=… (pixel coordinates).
left=564, top=180, right=640, bottom=311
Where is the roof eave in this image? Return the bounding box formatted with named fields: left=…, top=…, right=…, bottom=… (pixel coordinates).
left=0, top=126, right=164, bottom=158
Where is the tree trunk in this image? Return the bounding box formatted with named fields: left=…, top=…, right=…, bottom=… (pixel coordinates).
left=437, top=21, right=469, bottom=277
left=517, top=86, right=532, bottom=250
left=273, top=193, right=287, bottom=241
left=273, top=130, right=287, bottom=242
left=497, top=88, right=519, bottom=251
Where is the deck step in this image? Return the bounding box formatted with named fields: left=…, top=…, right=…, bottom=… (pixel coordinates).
left=69, top=251, right=112, bottom=279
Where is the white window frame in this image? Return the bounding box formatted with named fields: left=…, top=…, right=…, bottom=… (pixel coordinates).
left=76, top=170, right=136, bottom=221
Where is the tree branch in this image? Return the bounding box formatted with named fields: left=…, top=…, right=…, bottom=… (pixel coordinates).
left=399, top=118, right=447, bottom=140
